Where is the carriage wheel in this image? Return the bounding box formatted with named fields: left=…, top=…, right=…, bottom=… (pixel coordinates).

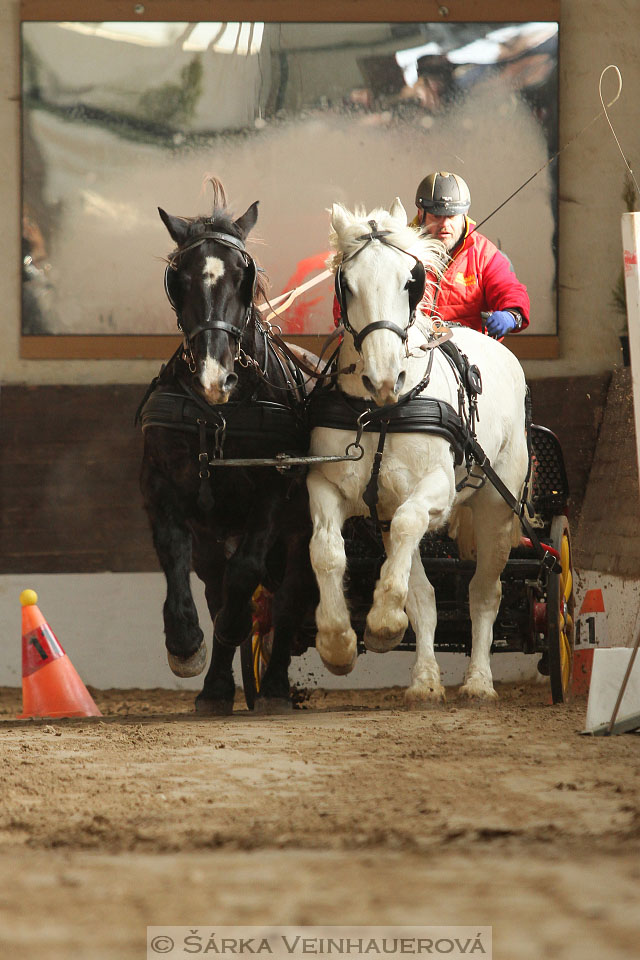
left=240, top=586, right=274, bottom=710
left=547, top=515, right=575, bottom=703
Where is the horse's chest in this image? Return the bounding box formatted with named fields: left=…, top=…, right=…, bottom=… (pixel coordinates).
left=320, top=442, right=437, bottom=512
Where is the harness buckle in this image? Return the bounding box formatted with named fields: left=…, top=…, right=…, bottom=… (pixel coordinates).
left=540, top=548, right=562, bottom=576
left=198, top=453, right=210, bottom=478
left=181, top=335, right=196, bottom=373
left=455, top=469, right=487, bottom=493
left=354, top=409, right=372, bottom=448
left=237, top=349, right=254, bottom=369
left=196, top=418, right=211, bottom=478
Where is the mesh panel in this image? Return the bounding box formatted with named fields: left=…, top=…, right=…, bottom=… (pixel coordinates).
left=530, top=425, right=569, bottom=519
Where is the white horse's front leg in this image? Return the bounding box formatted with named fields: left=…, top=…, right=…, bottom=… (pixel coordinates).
left=405, top=551, right=446, bottom=704
left=307, top=470, right=357, bottom=675
left=459, top=497, right=516, bottom=700
left=365, top=467, right=452, bottom=653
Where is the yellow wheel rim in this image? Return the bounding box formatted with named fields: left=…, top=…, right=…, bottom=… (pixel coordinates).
left=561, top=536, right=572, bottom=602
left=558, top=531, right=574, bottom=696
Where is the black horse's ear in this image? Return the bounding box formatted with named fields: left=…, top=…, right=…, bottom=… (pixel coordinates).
left=234, top=201, right=259, bottom=239
left=158, top=208, right=190, bottom=245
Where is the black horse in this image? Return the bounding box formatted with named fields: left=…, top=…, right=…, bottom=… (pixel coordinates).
left=139, top=184, right=315, bottom=713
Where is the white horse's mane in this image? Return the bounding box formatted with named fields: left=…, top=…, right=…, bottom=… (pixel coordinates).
left=328, top=203, right=446, bottom=273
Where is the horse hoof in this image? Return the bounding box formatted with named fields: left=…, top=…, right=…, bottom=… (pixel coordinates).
left=363, top=625, right=405, bottom=653
left=320, top=652, right=357, bottom=676
left=194, top=697, right=234, bottom=716
left=458, top=681, right=499, bottom=702
left=404, top=684, right=446, bottom=707
left=167, top=640, right=207, bottom=678
left=253, top=697, right=292, bottom=714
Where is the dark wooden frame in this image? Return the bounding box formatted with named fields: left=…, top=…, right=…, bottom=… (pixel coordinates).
left=20, top=0, right=560, bottom=361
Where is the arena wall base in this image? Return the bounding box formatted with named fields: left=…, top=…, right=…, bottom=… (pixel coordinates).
left=0, top=569, right=638, bottom=692
left=0, top=572, right=538, bottom=691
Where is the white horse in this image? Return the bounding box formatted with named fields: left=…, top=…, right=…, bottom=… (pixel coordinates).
left=306, top=199, right=529, bottom=703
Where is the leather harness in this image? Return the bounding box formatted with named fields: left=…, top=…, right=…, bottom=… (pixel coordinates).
left=141, top=220, right=559, bottom=573
left=307, top=334, right=559, bottom=573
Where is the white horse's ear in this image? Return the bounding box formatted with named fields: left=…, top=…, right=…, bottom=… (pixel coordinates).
left=389, top=197, right=407, bottom=225
left=331, top=203, right=350, bottom=234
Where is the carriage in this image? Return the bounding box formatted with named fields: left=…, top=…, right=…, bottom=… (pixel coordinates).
left=140, top=184, right=575, bottom=715
left=240, top=424, right=574, bottom=710
left=242, top=421, right=574, bottom=708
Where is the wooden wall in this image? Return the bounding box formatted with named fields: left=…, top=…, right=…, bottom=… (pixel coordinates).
left=1, top=385, right=158, bottom=573
left=1, top=375, right=611, bottom=574
left=574, top=368, right=640, bottom=577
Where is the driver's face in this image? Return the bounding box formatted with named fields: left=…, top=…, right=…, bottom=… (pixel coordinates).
left=419, top=211, right=466, bottom=252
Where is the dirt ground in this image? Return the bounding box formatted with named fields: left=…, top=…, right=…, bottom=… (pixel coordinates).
left=0, top=682, right=639, bottom=960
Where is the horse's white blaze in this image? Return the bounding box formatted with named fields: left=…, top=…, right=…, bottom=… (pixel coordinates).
left=202, top=256, right=225, bottom=287
left=199, top=356, right=228, bottom=399
left=346, top=246, right=412, bottom=402
left=308, top=200, right=529, bottom=703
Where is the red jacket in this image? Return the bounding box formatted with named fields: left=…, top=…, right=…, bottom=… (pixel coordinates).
left=419, top=218, right=530, bottom=331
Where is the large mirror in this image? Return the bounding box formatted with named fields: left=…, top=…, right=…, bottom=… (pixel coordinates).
left=21, top=11, right=558, bottom=356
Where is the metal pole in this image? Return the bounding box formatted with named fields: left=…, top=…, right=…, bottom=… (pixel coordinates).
left=623, top=212, right=640, bottom=484
left=607, top=628, right=640, bottom=734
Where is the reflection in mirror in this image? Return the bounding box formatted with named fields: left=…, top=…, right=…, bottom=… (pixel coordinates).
left=22, top=20, right=557, bottom=338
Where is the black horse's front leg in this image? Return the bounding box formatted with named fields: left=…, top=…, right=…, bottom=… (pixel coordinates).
left=142, top=462, right=207, bottom=677
left=213, top=495, right=280, bottom=649
left=255, top=527, right=316, bottom=710
left=192, top=545, right=236, bottom=715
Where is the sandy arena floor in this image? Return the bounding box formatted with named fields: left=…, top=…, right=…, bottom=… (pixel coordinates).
left=0, top=682, right=639, bottom=960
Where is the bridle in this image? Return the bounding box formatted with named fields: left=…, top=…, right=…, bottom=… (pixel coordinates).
left=164, top=228, right=257, bottom=372
left=334, top=220, right=427, bottom=353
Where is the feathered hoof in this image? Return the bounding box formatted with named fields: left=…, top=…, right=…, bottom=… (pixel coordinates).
left=363, top=625, right=405, bottom=653
left=457, top=679, right=499, bottom=702
left=320, top=651, right=357, bottom=676
left=194, top=697, right=234, bottom=716
left=167, top=640, right=207, bottom=678
left=253, top=697, right=293, bottom=715
left=404, top=684, right=446, bottom=708
left=316, top=628, right=357, bottom=676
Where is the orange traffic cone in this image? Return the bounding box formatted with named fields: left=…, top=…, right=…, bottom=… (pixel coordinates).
left=18, top=589, right=102, bottom=719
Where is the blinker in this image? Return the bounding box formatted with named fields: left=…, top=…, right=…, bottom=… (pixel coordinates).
left=335, top=223, right=427, bottom=352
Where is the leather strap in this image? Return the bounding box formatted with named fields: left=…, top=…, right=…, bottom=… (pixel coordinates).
left=362, top=420, right=391, bottom=530
left=467, top=437, right=562, bottom=574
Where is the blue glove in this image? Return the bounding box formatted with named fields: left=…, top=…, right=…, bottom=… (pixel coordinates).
left=485, top=310, right=517, bottom=337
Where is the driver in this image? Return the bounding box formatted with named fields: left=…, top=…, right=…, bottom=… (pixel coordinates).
left=414, top=171, right=530, bottom=336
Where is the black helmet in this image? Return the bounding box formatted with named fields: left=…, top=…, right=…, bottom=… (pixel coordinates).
left=415, top=171, right=470, bottom=216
